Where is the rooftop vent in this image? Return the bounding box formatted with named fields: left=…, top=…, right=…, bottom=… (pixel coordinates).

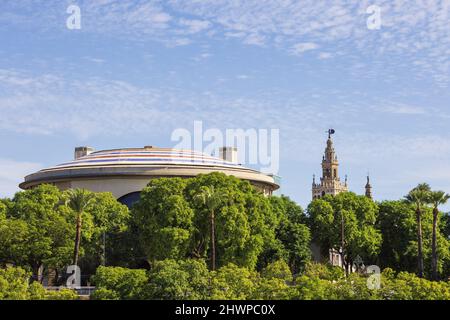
left=74, top=146, right=94, bottom=160
left=219, top=147, right=238, bottom=164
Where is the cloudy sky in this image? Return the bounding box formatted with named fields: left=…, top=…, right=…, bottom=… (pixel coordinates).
left=1, top=0, right=450, bottom=209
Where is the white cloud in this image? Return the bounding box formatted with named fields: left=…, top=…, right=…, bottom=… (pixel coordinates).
left=179, top=18, right=211, bottom=34
left=165, top=37, right=192, bottom=47
left=375, top=104, right=427, bottom=115
left=0, top=69, right=333, bottom=142
left=2, top=1, right=450, bottom=85
left=167, top=0, right=450, bottom=86
left=83, top=57, right=105, bottom=64
left=290, top=42, right=319, bottom=55
left=0, top=158, right=42, bottom=198
left=192, top=52, right=212, bottom=61
left=318, top=52, right=333, bottom=59
left=243, top=33, right=266, bottom=46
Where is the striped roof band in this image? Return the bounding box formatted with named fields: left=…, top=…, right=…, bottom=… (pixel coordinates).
left=42, top=148, right=243, bottom=172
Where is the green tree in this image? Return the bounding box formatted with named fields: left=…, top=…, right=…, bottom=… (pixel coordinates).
left=79, top=192, right=130, bottom=272
left=256, top=260, right=294, bottom=300
left=378, top=200, right=450, bottom=278
left=210, top=263, right=259, bottom=299
left=307, top=199, right=336, bottom=257
left=28, top=281, right=78, bottom=300
left=91, top=266, right=148, bottom=300
left=146, top=259, right=210, bottom=300
left=443, top=213, right=450, bottom=239
left=379, top=268, right=450, bottom=300
left=302, top=262, right=345, bottom=281
left=377, top=201, right=416, bottom=271
left=405, top=183, right=431, bottom=278
left=0, top=266, right=30, bottom=299
left=131, top=174, right=308, bottom=272
left=308, top=192, right=381, bottom=275
left=132, top=173, right=273, bottom=269
left=428, top=191, right=450, bottom=280
left=133, top=178, right=194, bottom=262
left=64, top=189, right=95, bottom=267
left=260, top=259, right=292, bottom=281
left=194, top=186, right=227, bottom=271
left=7, top=185, right=74, bottom=280
left=0, top=266, right=77, bottom=300
left=0, top=200, right=6, bottom=218
left=268, top=196, right=311, bottom=275
left=0, top=213, right=29, bottom=267
left=290, top=265, right=450, bottom=300
left=185, top=173, right=270, bottom=269
left=292, top=263, right=343, bottom=300
left=443, top=212, right=450, bottom=279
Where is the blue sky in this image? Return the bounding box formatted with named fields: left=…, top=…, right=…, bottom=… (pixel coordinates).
left=1, top=0, right=450, bottom=210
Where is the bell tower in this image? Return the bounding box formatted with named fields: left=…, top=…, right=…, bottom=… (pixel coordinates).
left=365, top=175, right=373, bottom=199
left=312, top=129, right=348, bottom=200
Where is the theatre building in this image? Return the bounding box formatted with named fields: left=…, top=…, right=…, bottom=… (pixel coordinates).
left=20, top=146, right=279, bottom=207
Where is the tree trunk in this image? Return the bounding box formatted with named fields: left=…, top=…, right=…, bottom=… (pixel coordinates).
left=33, top=263, right=43, bottom=283
left=416, top=208, right=424, bottom=278
left=211, top=209, right=216, bottom=271
left=431, top=207, right=439, bottom=281
left=73, top=212, right=83, bottom=266
left=340, top=212, right=347, bottom=276
left=101, top=232, right=106, bottom=266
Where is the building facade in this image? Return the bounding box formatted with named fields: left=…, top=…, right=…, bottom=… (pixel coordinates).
left=20, top=146, right=279, bottom=207
left=312, top=129, right=348, bottom=200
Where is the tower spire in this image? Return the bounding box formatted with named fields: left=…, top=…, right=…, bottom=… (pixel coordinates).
left=312, top=129, right=348, bottom=200
left=365, top=175, right=372, bottom=199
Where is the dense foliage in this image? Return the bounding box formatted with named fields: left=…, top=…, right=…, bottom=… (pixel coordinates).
left=308, top=192, right=382, bottom=273
left=132, top=173, right=311, bottom=272
left=1, top=174, right=450, bottom=300
left=0, top=266, right=77, bottom=300
left=377, top=200, right=450, bottom=278
left=90, top=261, right=450, bottom=300
left=0, top=185, right=130, bottom=283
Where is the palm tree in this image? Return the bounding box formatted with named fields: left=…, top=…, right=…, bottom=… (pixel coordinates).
left=405, top=183, right=431, bottom=278
left=195, top=186, right=225, bottom=271
left=429, top=190, right=450, bottom=281
left=65, top=189, right=95, bottom=267
left=339, top=209, right=347, bottom=275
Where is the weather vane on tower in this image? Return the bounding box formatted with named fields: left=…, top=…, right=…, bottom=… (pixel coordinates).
left=327, top=128, right=335, bottom=139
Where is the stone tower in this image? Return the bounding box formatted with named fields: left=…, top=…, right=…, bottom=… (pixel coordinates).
left=312, top=129, right=348, bottom=200
left=365, top=175, right=372, bottom=199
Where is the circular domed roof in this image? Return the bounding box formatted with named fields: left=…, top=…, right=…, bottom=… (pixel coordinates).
left=20, top=147, right=279, bottom=191
left=50, top=147, right=242, bottom=170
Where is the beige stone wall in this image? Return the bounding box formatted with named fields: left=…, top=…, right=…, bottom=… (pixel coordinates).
left=55, top=177, right=152, bottom=199
left=52, top=175, right=273, bottom=199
